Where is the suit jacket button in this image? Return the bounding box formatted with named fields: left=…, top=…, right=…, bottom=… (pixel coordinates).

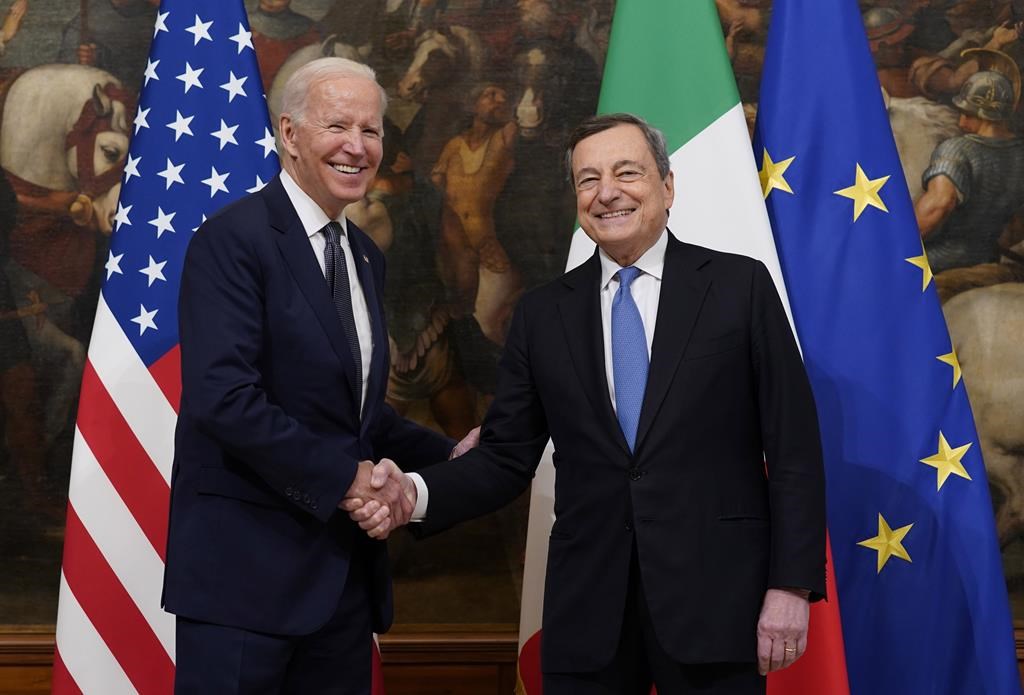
left=625, top=522, right=634, bottom=532
left=303, top=494, right=312, bottom=505
left=285, top=486, right=294, bottom=496
left=629, top=469, right=641, bottom=481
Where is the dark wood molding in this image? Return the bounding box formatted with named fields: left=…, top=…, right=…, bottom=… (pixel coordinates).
left=0, top=627, right=520, bottom=694
left=0, top=630, right=54, bottom=664
left=382, top=627, right=518, bottom=660
left=1, top=625, right=1021, bottom=693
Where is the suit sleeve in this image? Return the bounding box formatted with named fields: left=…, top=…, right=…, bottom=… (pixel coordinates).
left=371, top=402, right=456, bottom=471
left=750, top=261, right=827, bottom=600
left=414, top=298, right=549, bottom=536
left=178, top=220, right=356, bottom=522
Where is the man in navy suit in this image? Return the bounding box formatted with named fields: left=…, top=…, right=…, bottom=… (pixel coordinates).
left=163, top=57, right=464, bottom=694
left=350, top=113, right=826, bottom=694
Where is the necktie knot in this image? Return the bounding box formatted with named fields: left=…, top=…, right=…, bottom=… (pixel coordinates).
left=617, top=266, right=642, bottom=289
left=323, top=221, right=341, bottom=246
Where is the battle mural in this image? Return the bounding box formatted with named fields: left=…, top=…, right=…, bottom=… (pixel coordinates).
left=1, top=0, right=1022, bottom=630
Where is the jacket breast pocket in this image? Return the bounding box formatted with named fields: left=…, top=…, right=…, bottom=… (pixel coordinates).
left=683, top=330, right=746, bottom=361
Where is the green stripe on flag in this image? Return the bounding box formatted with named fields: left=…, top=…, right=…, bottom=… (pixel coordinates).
left=598, top=0, right=739, bottom=150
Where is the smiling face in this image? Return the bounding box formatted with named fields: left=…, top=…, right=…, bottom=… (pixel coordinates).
left=279, top=75, right=384, bottom=218
left=571, top=124, right=674, bottom=266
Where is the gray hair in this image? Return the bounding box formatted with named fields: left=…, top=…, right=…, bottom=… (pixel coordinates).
left=280, top=57, right=388, bottom=124
left=564, top=113, right=672, bottom=184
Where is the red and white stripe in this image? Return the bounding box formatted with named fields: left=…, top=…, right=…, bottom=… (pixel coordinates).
left=54, top=295, right=178, bottom=694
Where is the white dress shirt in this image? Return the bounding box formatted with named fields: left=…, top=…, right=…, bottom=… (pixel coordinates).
left=598, top=229, right=666, bottom=410
left=280, top=170, right=373, bottom=413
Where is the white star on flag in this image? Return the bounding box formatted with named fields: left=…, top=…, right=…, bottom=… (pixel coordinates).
left=229, top=23, right=253, bottom=53
left=247, top=175, right=268, bottom=193
left=113, top=202, right=132, bottom=231
left=105, top=251, right=124, bottom=280
left=135, top=106, right=151, bottom=134
left=157, top=158, right=186, bottom=189
left=185, top=14, right=213, bottom=45
left=220, top=71, right=247, bottom=102
left=131, top=305, right=159, bottom=335
left=167, top=111, right=195, bottom=141
left=139, top=256, right=168, bottom=287
left=123, top=154, right=141, bottom=182
left=202, top=166, right=230, bottom=196
left=144, top=58, right=160, bottom=86
left=193, top=214, right=208, bottom=233
left=256, top=127, right=277, bottom=158
left=177, top=62, right=204, bottom=93
left=211, top=120, right=239, bottom=149
left=154, top=10, right=169, bottom=37
left=148, top=207, right=177, bottom=238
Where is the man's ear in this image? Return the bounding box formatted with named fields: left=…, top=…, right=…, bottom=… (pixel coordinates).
left=279, top=115, right=298, bottom=158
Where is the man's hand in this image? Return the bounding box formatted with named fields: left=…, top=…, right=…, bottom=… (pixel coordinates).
left=339, top=459, right=416, bottom=539
left=450, top=426, right=481, bottom=459
left=756, top=588, right=810, bottom=675
left=987, top=20, right=1023, bottom=51
left=76, top=42, right=97, bottom=66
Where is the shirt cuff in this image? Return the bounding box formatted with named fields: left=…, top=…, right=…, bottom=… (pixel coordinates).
left=408, top=472, right=429, bottom=521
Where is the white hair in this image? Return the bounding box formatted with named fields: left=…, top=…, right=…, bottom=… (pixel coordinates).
left=279, top=57, right=388, bottom=123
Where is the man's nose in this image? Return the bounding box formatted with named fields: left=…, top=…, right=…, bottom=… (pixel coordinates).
left=340, top=127, right=367, bottom=155
left=595, top=177, right=620, bottom=203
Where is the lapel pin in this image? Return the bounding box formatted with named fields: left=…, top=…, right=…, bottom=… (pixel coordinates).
left=362, top=254, right=369, bottom=264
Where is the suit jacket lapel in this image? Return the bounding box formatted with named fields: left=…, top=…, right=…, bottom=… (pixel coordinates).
left=266, top=176, right=361, bottom=397
left=558, top=252, right=631, bottom=457
left=347, top=225, right=387, bottom=433
left=634, top=234, right=712, bottom=452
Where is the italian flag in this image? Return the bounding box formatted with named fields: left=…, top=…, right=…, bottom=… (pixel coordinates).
left=514, top=2, right=848, bottom=693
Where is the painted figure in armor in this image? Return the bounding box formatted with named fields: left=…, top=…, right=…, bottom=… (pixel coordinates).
left=916, top=64, right=1024, bottom=280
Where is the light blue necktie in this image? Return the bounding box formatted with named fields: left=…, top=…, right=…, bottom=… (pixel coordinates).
left=612, top=266, right=648, bottom=452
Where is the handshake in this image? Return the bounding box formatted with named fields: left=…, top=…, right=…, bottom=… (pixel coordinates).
left=338, top=427, right=481, bottom=539
left=338, top=458, right=416, bottom=540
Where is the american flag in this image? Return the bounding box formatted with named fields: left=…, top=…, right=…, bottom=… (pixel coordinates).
left=53, top=1, right=279, bottom=691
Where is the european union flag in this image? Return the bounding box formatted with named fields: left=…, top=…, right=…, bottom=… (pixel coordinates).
left=754, top=1, right=1019, bottom=693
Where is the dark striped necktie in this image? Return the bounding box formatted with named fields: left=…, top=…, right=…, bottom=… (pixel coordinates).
left=322, top=221, right=362, bottom=394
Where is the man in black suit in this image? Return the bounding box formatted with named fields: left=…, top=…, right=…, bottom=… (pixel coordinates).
left=163, top=58, right=467, bottom=694
left=349, top=113, right=826, bottom=694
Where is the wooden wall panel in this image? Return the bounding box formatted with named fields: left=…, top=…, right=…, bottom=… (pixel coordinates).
left=4, top=628, right=1023, bottom=693
left=0, top=630, right=519, bottom=695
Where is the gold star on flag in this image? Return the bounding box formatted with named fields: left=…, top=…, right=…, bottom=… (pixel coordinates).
left=937, top=349, right=962, bottom=389
left=920, top=431, right=972, bottom=490
left=858, top=513, right=913, bottom=573
left=905, top=242, right=933, bottom=292
left=834, top=163, right=890, bottom=221
left=759, top=149, right=795, bottom=199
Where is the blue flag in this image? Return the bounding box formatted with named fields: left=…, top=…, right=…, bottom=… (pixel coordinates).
left=754, top=1, right=1019, bottom=693
left=54, top=1, right=279, bottom=691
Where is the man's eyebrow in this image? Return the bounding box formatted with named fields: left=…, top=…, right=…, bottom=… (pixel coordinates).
left=574, top=159, right=648, bottom=180
left=612, top=159, right=646, bottom=170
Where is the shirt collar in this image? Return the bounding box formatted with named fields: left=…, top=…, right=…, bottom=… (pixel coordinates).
left=599, top=229, right=668, bottom=290
left=279, top=169, right=349, bottom=240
